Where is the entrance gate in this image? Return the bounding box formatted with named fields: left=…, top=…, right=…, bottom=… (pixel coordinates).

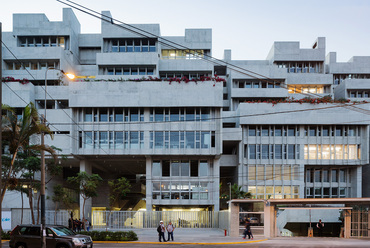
left=351, top=210, right=369, bottom=237
left=228, top=198, right=370, bottom=238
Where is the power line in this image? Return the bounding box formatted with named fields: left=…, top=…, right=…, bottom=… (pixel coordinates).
left=56, top=0, right=370, bottom=116
left=1, top=40, right=110, bottom=155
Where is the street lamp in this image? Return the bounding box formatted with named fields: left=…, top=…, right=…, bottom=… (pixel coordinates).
left=41, top=67, right=75, bottom=248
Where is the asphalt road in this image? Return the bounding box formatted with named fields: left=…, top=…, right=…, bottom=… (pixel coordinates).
left=3, top=238, right=370, bottom=248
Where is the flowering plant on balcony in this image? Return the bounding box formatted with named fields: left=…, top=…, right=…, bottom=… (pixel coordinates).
left=2, top=77, right=30, bottom=84
left=244, top=96, right=364, bottom=106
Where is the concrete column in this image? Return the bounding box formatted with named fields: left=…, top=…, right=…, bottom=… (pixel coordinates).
left=264, top=202, right=276, bottom=238
left=145, top=156, right=152, bottom=211
left=229, top=202, right=239, bottom=237
left=344, top=209, right=351, bottom=238
left=80, top=160, right=92, bottom=220
left=213, top=158, right=220, bottom=211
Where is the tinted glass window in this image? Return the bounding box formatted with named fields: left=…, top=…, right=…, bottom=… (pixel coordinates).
left=50, top=226, right=75, bottom=236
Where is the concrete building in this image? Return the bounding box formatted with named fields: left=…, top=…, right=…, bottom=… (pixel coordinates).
left=2, top=8, right=370, bottom=225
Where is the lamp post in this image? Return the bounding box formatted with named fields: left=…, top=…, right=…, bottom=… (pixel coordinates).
left=41, top=68, right=75, bottom=248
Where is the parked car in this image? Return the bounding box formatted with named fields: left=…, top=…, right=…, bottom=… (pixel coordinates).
left=248, top=217, right=260, bottom=225
left=10, top=225, right=93, bottom=248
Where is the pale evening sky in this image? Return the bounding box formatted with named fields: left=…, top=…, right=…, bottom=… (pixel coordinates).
left=1, top=0, right=369, bottom=61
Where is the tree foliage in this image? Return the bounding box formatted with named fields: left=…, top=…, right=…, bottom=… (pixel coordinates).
left=67, top=172, right=103, bottom=220
left=1, top=103, right=57, bottom=204
left=230, top=183, right=252, bottom=199
left=108, top=177, right=131, bottom=210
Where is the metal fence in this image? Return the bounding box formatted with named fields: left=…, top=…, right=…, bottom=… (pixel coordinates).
left=92, top=210, right=221, bottom=230
left=29, top=210, right=79, bottom=226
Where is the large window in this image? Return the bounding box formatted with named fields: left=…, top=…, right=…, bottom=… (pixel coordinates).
left=19, top=36, right=69, bottom=49
left=275, top=61, right=323, bottom=74
left=305, top=167, right=351, bottom=198
left=248, top=125, right=299, bottom=137
left=304, top=144, right=360, bottom=160
left=161, top=49, right=205, bottom=59
left=81, top=131, right=143, bottom=149
left=150, top=108, right=212, bottom=122
left=152, top=160, right=208, bottom=178
left=304, top=125, right=361, bottom=137
left=152, top=181, right=209, bottom=200
left=107, top=38, right=156, bottom=53
left=82, top=108, right=144, bottom=123
left=100, top=66, right=155, bottom=75
left=248, top=185, right=299, bottom=199
left=246, top=144, right=300, bottom=159
left=235, top=79, right=282, bottom=89
left=248, top=164, right=299, bottom=182
left=6, top=60, right=60, bottom=71
left=150, top=131, right=215, bottom=150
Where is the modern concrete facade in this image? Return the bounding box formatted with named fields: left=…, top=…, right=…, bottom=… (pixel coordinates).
left=2, top=8, right=370, bottom=219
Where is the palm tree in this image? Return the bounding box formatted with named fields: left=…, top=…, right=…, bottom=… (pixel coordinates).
left=231, top=183, right=252, bottom=199
left=1, top=102, right=57, bottom=203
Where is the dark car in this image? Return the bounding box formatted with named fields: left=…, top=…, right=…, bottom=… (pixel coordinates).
left=10, top=225, right=93, bottom=248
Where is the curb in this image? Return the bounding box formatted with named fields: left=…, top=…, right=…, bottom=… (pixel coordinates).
left=94, top=239, right=268, bottom=245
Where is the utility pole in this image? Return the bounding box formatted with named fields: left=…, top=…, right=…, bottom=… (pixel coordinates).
left=0, top=22, right=3, bottom=248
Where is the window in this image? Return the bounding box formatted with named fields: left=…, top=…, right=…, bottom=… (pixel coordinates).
left=18, top=36, right=68, bottom=49
left=99, top=108, right=108, bottom=122
left=162, top=49, right=205, bottom=59
left=248, top=145, right=256, bottom=159
left=339, top=169, right=346, bottom=182
left=153, top=161, right=161, bottom=176
left=171, top=161, right=180, bottom=176
left=108, top=38, right=156, bottom=53
left=199, top=161, right=208, bottom=176
left=249, top=126, right=256, bottom=136
left=332, top=170, right=338, bottom=182
left=248, top=165, right=256, bottom=180
left=275, top=145, right=282, bottom=159
left=305, top=144, right=360, bottom=160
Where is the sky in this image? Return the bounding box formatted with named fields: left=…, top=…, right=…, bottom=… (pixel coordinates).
left=1, top=0, right=369, bottom=61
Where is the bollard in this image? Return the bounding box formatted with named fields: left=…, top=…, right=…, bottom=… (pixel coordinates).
left=225, top=229, right=227, bottom=236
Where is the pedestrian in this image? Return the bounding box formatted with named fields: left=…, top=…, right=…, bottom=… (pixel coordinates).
left=86, top=219, right=91, bottom=232
left=73, top=219, right=78, bottom=232
left=157, top=220, right=167, bottom=242
left=242, top=218, right=253, bottom=240
left=68, top=218, right=72, bottom=230
left=316, top=219, right=324, bottom=237
left=166, top=221, right=175, bottom=241
left=77, top=219, right=82, bottom=232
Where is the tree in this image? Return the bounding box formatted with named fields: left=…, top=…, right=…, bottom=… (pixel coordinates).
left=52, top=184, right=75, bottom=225
left=1, top=102, right=56, bottom=204
left=67, top=172, right=103, bottom=222
left=230, top=183, right=252, bottom=199
left=106, top=177, right=131, bottom=230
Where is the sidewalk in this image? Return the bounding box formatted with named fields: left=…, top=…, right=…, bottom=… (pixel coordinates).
left=100, top=228, right=267, bottom=244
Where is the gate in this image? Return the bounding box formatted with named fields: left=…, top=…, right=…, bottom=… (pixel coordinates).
left=92, top=210, right=218, bottom=230
left=351, top=210, right=369, bottom=237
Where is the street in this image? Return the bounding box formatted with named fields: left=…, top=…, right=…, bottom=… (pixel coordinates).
left=3, top=237, right=370, bottom=248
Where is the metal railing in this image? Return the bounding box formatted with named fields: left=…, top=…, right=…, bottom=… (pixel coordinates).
left=92, top=210, right=219, bottom=230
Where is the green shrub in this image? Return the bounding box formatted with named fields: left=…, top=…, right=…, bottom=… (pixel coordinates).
left=77, top=230, right=138, bottom=241
left=1, top=231, right=11, bottom=240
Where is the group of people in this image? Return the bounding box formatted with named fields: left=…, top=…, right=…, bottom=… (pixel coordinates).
left=157, top=220, right=175, bottom=242
left=68, top=218, right=91, bottom=232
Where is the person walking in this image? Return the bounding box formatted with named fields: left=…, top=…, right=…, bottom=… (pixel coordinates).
left=157, top=220, right=167, bottom=242
left=242, top=218, right=253, bottom=240
left=166, top=221, right=175, bottom=241
left=316, top=219, right=324, bottom=237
